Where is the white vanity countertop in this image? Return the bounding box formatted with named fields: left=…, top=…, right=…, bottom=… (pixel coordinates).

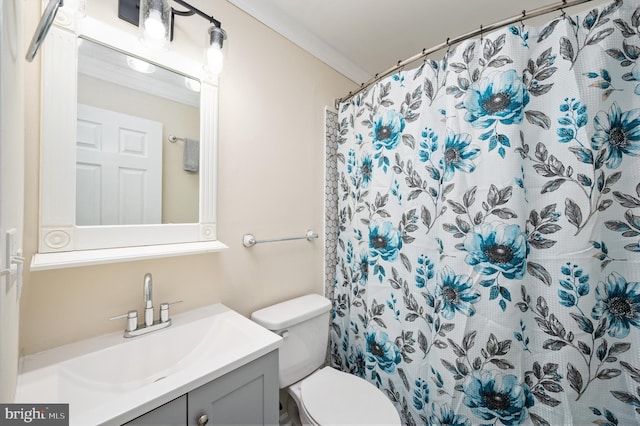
left=14, top=303, right=282, bottom=425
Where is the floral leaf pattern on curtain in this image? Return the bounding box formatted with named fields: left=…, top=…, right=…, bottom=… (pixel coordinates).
left=331, top=1, right=640, bottom=425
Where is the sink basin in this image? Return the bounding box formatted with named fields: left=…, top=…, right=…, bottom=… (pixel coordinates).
left=14, top=304, right=282, bottom=425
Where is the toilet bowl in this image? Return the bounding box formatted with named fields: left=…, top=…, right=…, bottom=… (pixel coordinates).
left=251, top=294, right=400, bottom=425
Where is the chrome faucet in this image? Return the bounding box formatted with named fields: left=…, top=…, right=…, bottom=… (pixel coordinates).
left=109, top=273, right=182, bottom=338
left=144, top=273, right=154, bottom=327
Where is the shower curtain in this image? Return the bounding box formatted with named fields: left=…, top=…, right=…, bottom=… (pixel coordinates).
left=330, top=1, right=640, bottom=424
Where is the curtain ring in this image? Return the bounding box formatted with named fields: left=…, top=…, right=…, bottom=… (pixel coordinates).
left=480, top=25, right=483, bottom=42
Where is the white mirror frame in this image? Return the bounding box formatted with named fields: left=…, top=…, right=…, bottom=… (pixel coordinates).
left=31, top=6, right=227, bottom=271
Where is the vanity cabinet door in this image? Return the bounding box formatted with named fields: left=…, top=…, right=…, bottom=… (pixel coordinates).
left=187, top=351, right=279, bottom=425
left=123, top=395, right=187, bottom=425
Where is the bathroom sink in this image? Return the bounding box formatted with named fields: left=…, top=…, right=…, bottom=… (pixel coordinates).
left=14, top=304, right=282, bottom=425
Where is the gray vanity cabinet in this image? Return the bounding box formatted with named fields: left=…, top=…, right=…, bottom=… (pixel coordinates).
left=124, top=395, right=187, bottom=426
left=123, top=351, right=279, bottom=426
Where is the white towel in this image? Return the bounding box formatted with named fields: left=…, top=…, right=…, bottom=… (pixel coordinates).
left=183, top=138, right=199, bottom=173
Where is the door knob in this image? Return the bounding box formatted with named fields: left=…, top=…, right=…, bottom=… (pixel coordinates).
left=197, top=414, right=209, bottom=426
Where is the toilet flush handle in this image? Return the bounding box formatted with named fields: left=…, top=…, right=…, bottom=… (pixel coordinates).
left=278, top=330, right=289, bottom=339
left=197, top=414, right=209, bottom=426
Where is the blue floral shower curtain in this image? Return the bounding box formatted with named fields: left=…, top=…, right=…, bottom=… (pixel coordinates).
left=330, top=1, right=640, bottom=424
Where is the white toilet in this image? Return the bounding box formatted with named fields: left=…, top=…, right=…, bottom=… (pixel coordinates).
left=251, top=294, right=401, bottom=425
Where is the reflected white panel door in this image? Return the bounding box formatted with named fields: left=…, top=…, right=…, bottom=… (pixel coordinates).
left=76, top=104, right=163, bottom=226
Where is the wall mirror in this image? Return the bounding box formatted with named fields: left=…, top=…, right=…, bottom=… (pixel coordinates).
left=32, top=9, right=226, bottom=270
left=76, top=38, right=200, bottom=226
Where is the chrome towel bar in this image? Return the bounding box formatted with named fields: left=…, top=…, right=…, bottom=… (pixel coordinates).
left=242, top=230, right=318, bottom=248
left=168, top=135, right=185, bottom=143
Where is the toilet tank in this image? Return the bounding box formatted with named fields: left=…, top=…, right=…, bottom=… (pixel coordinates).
left=251, top=294, right=331, bottom=388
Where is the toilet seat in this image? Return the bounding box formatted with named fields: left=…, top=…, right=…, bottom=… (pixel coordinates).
left=299, top=367, right=400, bottom=425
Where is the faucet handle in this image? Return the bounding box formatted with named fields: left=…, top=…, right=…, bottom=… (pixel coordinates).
left=159, top=300, right=183, bottom=323
left=109, top=310, right=138, bottom=332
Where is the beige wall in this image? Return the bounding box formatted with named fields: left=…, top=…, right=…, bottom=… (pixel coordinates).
left=1, top=0, right=24, bottom=402
left=19, top=0, right=355, bottom=356
left=78, top=74, right=200, bottom=224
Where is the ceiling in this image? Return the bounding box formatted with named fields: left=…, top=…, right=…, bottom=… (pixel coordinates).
left=227, top=0, right=609, bottom=84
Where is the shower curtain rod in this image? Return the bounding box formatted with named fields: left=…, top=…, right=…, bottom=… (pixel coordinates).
left=334, top=0, right=596, bottom=108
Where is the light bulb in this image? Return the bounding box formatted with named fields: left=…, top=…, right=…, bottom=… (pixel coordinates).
left=205, top=46, right=224, bottom=75
left=144, top=10, right=165, bottom=40
left=127, top=56, right=156, bottom=74
left=184, top=77, right=201, bottom=92
left=143, top=10, right=166, bottom=49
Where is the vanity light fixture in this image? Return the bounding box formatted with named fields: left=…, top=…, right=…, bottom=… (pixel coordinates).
left=118, top=0, right=228, bottom=74
left=205, top=26, right=227, bottom=75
